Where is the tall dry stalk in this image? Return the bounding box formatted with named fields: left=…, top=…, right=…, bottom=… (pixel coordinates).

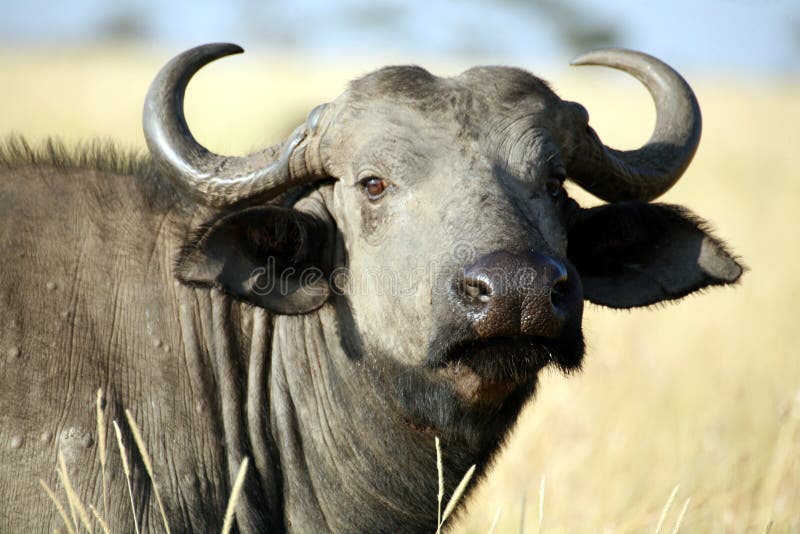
left=538, top=475, right=546, bottom=534
left=656, top=485, right=680, bottom=534
left=57, top=451, right=92, bottom=533
left=113, top=420, right=140, bottom=534
left=39, top=479, right=76, bottom=534
left=441, top=464, right=476, bottom=528
left=487, top=508, right=502, bottom=534
left=95, top=388, right=108, bottom=519
left=436, top=437, right=444, bottom=534
left=221, top=457, right=250, bottom=534
left=89, top=504, right=111, bottom=534
left=670, top=498, right=691, bottom=534
left=124, top=409, right=171, bottom=533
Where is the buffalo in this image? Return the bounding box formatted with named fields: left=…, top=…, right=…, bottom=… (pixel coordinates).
left=0, top=43, right=742, bottom=532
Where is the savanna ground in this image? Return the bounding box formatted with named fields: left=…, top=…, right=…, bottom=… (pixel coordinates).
left=1, top=47, right=798, bottom=533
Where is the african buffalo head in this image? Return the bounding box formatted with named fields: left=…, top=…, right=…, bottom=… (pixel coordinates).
left=144, top=43, right=742, bottom=441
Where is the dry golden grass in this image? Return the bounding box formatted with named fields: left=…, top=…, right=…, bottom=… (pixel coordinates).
left=38, top=394, right=250, bottom=533
left=1, top=46, right=797, bottom=533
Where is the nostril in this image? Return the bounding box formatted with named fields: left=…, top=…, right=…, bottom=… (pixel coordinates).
left=549, top=274, right=569, bottom=312
left=459, top=277, right=492, bottom=304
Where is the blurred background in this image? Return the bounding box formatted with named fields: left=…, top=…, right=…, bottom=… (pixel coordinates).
left=1, top=0, right=798, bottom=532
left=2, top=0, right=800, bottom=73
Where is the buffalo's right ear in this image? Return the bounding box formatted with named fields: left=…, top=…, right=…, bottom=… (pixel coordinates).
left=568, top=202, right=744, bottom=308
left=175, top=206, right=332, bottom=314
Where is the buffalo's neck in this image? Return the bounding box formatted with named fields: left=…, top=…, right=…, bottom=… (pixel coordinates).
left=268, top=301, right=494, bottom=533
left=183, top=289, right=519, bottom=533
left=171, top=286, right=284, bottom=532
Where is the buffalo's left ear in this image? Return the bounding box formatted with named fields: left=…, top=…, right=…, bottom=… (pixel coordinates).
left=568, top=202, right=744, bottom=308
left=175, top=206, right=332, bottom=314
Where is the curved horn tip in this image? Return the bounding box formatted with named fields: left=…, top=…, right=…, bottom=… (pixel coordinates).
left=143, top=41, right=326, bottom=207
left=564, top=47, right=701, bottom=202
left=569, top=47, right=657, bottom=68
left=149, top=44, right=245, bottom=76
left=182, top=42, right=245, bottom=62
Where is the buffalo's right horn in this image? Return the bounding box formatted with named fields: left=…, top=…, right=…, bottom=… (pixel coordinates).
left=143, top=43, right=328, bottom=207
left=567, top=48, right=702, bottom=202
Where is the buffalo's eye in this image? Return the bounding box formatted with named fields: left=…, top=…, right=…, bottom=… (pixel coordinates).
left=361, top=177, right=389, bottom=200
left=545, top=175, right=564, bottom=199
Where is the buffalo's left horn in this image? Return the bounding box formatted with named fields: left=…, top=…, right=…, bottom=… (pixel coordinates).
left=567, top=48, right=702, bottom=202
left=143, top=43, right=328, bottom=207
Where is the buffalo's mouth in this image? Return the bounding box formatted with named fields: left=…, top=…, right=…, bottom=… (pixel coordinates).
left=432, top=334, right=584, bottom=404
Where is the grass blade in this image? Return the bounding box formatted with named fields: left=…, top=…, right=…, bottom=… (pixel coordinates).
left=89, top=504, right=111, bottom=534
left=441, top=464, right=476, bottom=527
left=436, top=437, right=444, bottom=534
left=113, top=420, right=140, bottom=534
left=487, top=507, right=502, bottom=534
left=96, top=388, right=108, bottom=518
left=56, top=459, right=78, bottom=533
left=221, top=457, right=250, bottom=534
left=538, top=475, right=546, bottom=534
left=57, top=451, right=92, bottom=533
left=39, top=479, right=76, bottom=534
left=125, top=409, right=171, bottom=534
left=670, top=498, right=691, bottom=534
left=655, top=484, right=680, bottom=534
